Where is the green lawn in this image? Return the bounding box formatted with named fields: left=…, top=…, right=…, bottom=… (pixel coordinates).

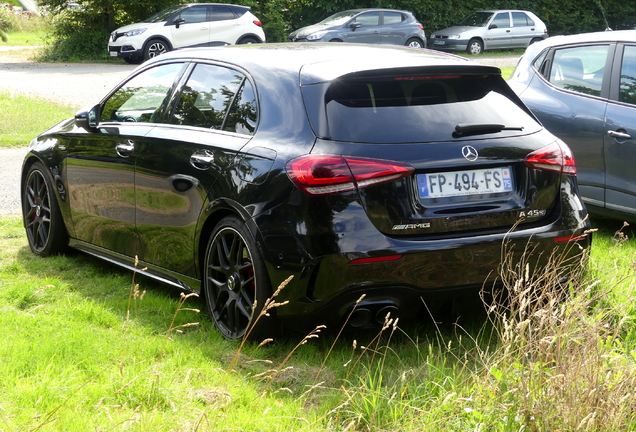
left=1, top=214, right=635, bottom=431
left=0, top=92, right=76, bottom=149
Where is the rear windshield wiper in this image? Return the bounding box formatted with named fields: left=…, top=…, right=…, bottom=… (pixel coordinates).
left=454, top=123, right=524, bottom=138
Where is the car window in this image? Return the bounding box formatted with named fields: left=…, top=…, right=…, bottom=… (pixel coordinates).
left=210, top=6, right=235, bottom=21
left=100, top=63, right=185, bottom=123
left=383, top=12, right=404, bottom=25
left=619, top=45, right=636, bottom=105
left=512, top=12, right=534, bottom=27
left=175, top=6, right=208, bottom=24
left=171, top=63, right=257, bottom=134
left=549, top=45, right=609, bottom=96
left=319, top=73, right=540, bottom=143
left=491, top=12, right=510, bottom=28
left=354, top=12, right=380, bottom=27
left=458, top=11, right=493, bottom=27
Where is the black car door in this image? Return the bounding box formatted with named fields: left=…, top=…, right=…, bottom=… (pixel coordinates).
left=133, top=62, right=258, bottom=277
left=604, top=43, right=636, bottom=217
left=65, top=62, right=186, bottom=256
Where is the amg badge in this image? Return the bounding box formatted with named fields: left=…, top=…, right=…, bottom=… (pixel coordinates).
left=392, top=223, right=431, bottom=231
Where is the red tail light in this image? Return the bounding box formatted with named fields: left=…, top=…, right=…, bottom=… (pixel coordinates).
left=524, top=139, right=576, bottom=174
left=253, top=20, right=263, bottom=27
left=286, top=155, right=414, bottom=196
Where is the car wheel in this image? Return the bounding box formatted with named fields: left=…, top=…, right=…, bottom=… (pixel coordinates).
left=123, top=56, right=143, bottom=65
left=238, top=36, right=259, bottom=44
left=530, top=37, right=543, bottom=45
left=23, top=162, right=68, bottom=256
left=467, top=38, right=483, bottom=55
left=329, top=39, right=343, bottom=42
left=144, top=39, right=169, bottom=61
left=203, top=215, right=277, bottom=341
left=405, top=37, right=424, bottom=49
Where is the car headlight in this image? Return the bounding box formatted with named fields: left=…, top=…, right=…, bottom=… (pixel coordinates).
left=448, top=34, right=461, bottom=39
left=306, top=31, right=328, bottom=41
left=124, top=28, right=147, bottom=37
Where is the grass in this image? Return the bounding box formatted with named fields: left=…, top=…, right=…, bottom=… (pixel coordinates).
left=0, top=29, right=47, bottom=45
left=1, top=214, right=636, bottom=431
left=0, top=92, right=77, bottom=149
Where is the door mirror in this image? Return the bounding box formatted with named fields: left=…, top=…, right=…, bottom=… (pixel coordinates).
left=75, top=105, right=100, bottom=132
left=174, top=18, right=185, bottom=29
left=489, top=24, right=498, bottom=29
left=350, top=22, right=362, bottom=30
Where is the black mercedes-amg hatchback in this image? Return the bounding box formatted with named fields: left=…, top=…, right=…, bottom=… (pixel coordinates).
left=21, top=43, right=591, bottom=340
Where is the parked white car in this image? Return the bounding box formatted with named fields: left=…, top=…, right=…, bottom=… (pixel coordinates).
left=429, top=10, right=548, bottom=55
left=108, top=3, right=266, bottom=64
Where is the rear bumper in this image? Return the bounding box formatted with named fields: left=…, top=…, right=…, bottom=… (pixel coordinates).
left=256, top=176, right=591, bottom=331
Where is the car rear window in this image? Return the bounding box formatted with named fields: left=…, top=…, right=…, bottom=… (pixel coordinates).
left=313, top=73, right=540, bottom=143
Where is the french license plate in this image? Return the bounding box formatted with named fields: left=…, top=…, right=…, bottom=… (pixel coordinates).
left=418, top=167, right=513, bottom=198
left=109, top=51, right=118, bottom=57
left=433, top=40, right=446, bottom=46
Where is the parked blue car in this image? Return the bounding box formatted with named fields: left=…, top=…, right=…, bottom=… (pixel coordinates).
left=509, top=30, right=636, bottom=222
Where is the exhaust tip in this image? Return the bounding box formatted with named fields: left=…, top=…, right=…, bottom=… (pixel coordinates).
left=376, top=305, right=399, bottom=324
left=348, top=308, right=372, bottom=328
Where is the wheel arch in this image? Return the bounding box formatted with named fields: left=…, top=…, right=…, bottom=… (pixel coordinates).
left=143, top=36, right=173, bottom=53
left=196, top=200, right=272, bottom=281
left=236, top=33, right=263, bottom=44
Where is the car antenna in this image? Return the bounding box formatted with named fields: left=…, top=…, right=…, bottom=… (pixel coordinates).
left=596, top=0, right=612, bottom=31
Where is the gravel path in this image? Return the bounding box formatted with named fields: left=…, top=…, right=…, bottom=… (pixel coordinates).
left=0, top=48, right=520, bottom=216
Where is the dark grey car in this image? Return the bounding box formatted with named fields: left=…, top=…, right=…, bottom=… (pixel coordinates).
left=509, top=30, right=636, bottom=222
left=288, top=8, right=427, bottom=48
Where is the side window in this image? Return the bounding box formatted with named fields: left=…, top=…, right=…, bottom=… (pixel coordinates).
left=171, top=63, right=257, bottom=134
left=210, top=6, right=235, bottom=21
left=354, top=12, right=380, bottom=27
left=383, top=12, right=403, bottom=25
left=491, top=12, right=510, bottom=28
left=100, top=63, right=184, bottom=123
left=549, top=45, right=609, bottom=96
left=225, top=80, right=257, bottom=134
left=619, top=45, right=636, bottom=105
left=512, top=12, right=532, bottom=27
left=176, top=6, right=208, bottom=24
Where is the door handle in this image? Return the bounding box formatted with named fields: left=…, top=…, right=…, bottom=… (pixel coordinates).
left=607, top=130, right=632, bottom=141
left=190, top=149, right=215, bottom=170
left=116, top=140, right=134, bottom=158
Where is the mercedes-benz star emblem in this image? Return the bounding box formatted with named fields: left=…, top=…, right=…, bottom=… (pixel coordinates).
left=461, top=145, right=479, bottom=162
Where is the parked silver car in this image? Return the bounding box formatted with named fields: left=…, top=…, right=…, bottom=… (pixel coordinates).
left=429, top=10, right=548, bottom=55
left=289, top=8, right=427, bottom=48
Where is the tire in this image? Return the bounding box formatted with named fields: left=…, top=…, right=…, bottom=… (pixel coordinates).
left=329, top=39, right=343, bottom=42
left=467, top=38, right=484, bottom=55
left=530, top=37, right=543, bottom=45
left=144, top=39, right=169, bottom=61
left=238, top=36, right=259, bottom=44
left=123, top=56, right=143, bottom=65
left=203, top=216, right=277, bottom=341
left=23, top=162, right=68, bottom=256
left=405, top=37, right=424, bottom=49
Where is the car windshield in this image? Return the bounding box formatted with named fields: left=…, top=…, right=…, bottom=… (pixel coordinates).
left=319, top=10, right=359, bottom=26
left=144, top=5, right=187, bottom=23
left=319, top=73, right=539, bottom=143
left=458, top=12, right=493, bottom=27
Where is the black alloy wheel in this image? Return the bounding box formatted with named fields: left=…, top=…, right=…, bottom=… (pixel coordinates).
left=23, top=162, right=68, bottom=256
left=203, top=216, right=275, bottom=341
